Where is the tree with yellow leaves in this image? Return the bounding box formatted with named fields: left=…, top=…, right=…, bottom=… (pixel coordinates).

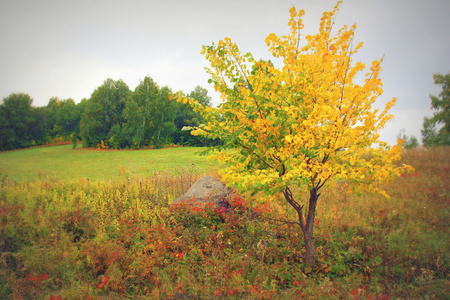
left=179, top=1, right=411, bottom=267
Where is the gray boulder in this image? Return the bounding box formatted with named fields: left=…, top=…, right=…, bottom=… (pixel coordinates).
left=172, top=175, right=233, bottom=209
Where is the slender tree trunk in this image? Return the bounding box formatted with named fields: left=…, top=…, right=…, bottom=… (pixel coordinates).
left=302, top=188, right=319, bottom=267
left=284, top=186, right=319, bottom=268
left=302, top=227, right=316, bottom=267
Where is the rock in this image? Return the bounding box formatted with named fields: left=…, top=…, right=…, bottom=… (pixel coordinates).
left=172, top=175, right=233, bottom=209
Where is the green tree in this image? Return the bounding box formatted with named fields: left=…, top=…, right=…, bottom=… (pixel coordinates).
left=189, top=86, right=213, bottom=107
left=422, top=117, right=441, bottom=147
left=150, top=85, right=176, bottom=148
left=0, top=93, right=36, bottom=150
left=80, top=78, right=131, bottom=148
left=73, top=98, right=87, bottom=147
left=46, top=97, right=59, bottom=137
left=122, top=76, right=160, bottom=148
left=174, top=86, right=213, bottom=146
left=122, top=76, right=177, bottom=148
left=397, top=129, right=419, bottom=149
left=57, top=99, right=80, bottom=137
left=46, top=97, right=81, bottom=140
left=30, top=106, right=49, bottom=146
left=422, top=72, right=450, bottom=146
left=181, top=3, right=410, bottom=267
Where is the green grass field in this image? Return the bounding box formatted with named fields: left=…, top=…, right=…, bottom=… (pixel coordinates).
left=0, top=145, right=220, bottom=182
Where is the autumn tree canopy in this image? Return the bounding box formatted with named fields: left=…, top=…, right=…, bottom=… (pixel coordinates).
left=180, top=1, right=411, bottom=267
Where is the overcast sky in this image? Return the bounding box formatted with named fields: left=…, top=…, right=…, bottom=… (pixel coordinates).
left=1, top=0, right=449, bottom=145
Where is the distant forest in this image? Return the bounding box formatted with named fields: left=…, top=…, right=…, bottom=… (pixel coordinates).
left=0, top=76, right=220, bottom=151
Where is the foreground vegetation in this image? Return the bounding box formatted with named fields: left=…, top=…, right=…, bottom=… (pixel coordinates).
left=0, top=147, right=449, bottom=299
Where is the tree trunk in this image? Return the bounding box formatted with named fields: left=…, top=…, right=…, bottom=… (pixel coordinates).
left=284, top=186, right=319, bottom=268
left=303, top=228, right=316, bottom=267
left=303, top=188, right=319, bottom=267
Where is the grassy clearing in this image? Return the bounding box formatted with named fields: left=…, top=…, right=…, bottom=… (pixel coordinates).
left=0, top=147, right=449, bottom=299
left=0, top=145, right=219, bottom=182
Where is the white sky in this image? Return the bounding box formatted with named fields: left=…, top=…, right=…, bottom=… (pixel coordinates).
left=1, top=0, right=449, bottom=145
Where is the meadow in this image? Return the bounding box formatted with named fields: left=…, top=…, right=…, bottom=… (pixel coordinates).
left=0, top=145, right=448, bottom=299
left=0, top=145, right=219, bottom=182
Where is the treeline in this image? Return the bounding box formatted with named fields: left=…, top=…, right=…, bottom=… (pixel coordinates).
left=0, top=76, right=218, bottom=151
